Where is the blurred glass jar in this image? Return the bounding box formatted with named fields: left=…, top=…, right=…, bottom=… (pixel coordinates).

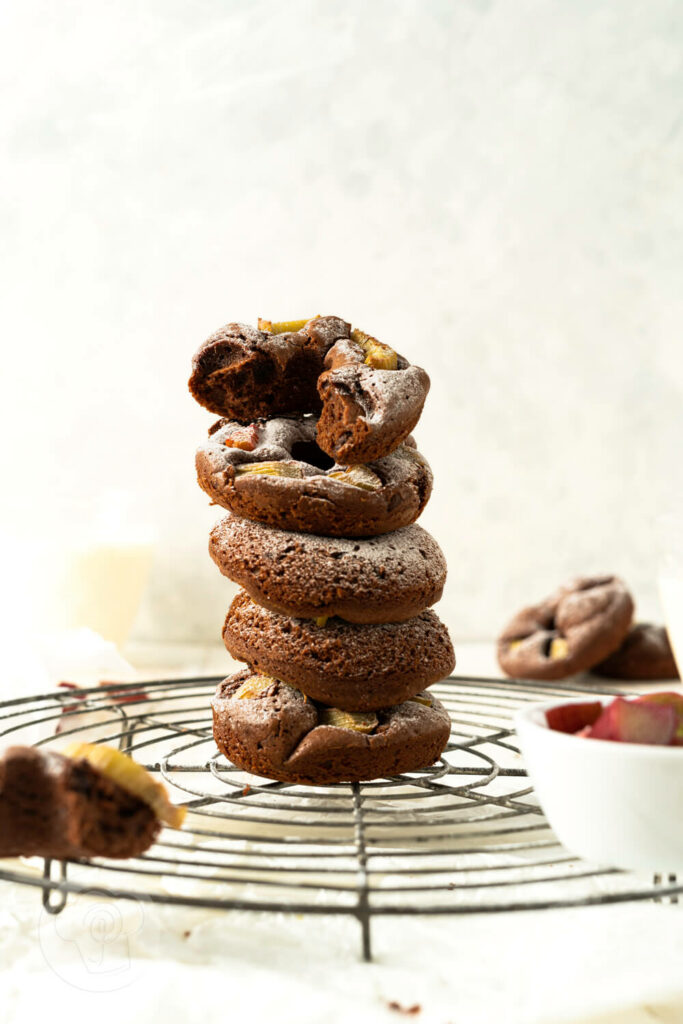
left=6, top=489, right=155, bottom=649
left=658, top=512, right=683, bottom=679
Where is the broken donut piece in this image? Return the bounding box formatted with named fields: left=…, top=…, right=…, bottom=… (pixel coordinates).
left=0, top=745, right=185, bottom=860
left=315, top=330, right=430, bottom=464
left=188, top=316, right=348, bottom=421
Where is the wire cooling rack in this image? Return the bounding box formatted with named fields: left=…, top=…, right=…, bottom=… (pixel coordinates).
left=0, top=674, right=680, bottom=960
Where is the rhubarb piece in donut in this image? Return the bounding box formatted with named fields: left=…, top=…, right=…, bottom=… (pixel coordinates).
left=211, top=670, right=452, bottom=785
left=222, top=591, right=455, bottom=711
left=497, top=575, right=634, bottom=681
left=209, top=515, right=447, bottom=624
left=592, top=624, right=679, bottom=681
left=316, top=328, right=430, bottom=464
left=195, top=415, right=432, bottom=537
left=0, top=745, right=185, bottom=860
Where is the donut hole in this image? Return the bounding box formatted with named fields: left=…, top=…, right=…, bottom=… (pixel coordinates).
left=541, top=634, right=556, bottom=658
left=290, top=440, right=335, bottom=471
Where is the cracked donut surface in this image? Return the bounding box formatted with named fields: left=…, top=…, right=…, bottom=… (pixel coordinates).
left=211, top=670, right=452, bottom=785
left=195, top=415, right=432, bottom=537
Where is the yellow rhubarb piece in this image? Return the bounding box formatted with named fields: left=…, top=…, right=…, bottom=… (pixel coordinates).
left=235, top=461, right=304, bottom=478
left=235, top=674, right=277, bottom=699
left=549, top=637, right=569, bottom=660
left=319, top=708, right=378, bottom=733
left=258, top=318, right=312, bottom=334
left=409, top=693, right=433, bottom=707
left=61, top=743, right=186, bottom=828
left=351, top=328, right=398, bottom=370
left=314, top=616, right=329, bottom=627
left=327, top=465, right=382, bottom=491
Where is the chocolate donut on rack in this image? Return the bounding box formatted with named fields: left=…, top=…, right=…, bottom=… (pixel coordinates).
left=212, top=670, right=451, bottom=786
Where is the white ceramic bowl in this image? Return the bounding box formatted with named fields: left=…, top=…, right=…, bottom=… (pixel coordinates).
left=514, top=697, right=683, bottom=872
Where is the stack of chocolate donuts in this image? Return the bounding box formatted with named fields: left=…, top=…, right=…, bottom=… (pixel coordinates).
left=189, top=315, right=455, bottom=784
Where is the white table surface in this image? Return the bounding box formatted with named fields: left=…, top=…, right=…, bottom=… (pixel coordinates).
left=3, top=642, right=683, bottom=1024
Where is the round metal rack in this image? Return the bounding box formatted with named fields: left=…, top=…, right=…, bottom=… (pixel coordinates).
left=0, top=674, right=680, bottom=960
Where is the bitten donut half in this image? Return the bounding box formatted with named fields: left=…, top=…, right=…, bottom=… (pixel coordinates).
left=209, top=514, right=447, bottom=624
left=212, top=670, right=452, bottom=785
left=315, top=330, right=430, bottom=464
left=189, top=316, right=429, bottom=464
left=222, top=591, right=455, bottom=711
left=497, top=575, right=634, bottom=681
left=196, top=415, right=433, bottom=537
left=0, top=744, right=185, bottom=860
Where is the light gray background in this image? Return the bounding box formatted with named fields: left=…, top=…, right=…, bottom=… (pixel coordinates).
left=1, top=0, right=682, bottom=645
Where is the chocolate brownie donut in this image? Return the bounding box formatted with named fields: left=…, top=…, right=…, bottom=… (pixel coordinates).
left=211, top=670, right=452, bottom=785
left=315, top=331, right=430, bottom=464
left=196, top=415, right=433, bottom=537
left=497, top=575, right=634, bottom=681
left=209, top=515, right=447, bottom=624
left=189, top=316, right=430, bottom=464
left=592, top=624, right=679, bottom=681
left=222, top=591, right=455, bottom=710
left=0, top=745, right=184, bottom=860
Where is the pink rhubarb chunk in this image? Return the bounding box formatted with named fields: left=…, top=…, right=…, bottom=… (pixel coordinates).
left=588, top=697, right=677, bottom=745
left=545, top=702, right=603, bottom=734
left=636, top=692, right=683, bottom=745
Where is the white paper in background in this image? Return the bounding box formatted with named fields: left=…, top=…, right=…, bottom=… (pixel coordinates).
left=0, top=627, right=134, bottom=705
left=3, top=891, right=683, bottom=1024
left=34, top=629, right=136, bottom=688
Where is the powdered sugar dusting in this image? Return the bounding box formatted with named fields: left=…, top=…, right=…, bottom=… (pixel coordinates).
left=202, top=417, right=433, bottom=489
left=213, top=515, right=445, bottom=582
left=304, top=316, right=350, bottom=347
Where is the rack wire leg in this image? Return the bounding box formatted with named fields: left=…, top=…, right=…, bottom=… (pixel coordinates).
left=42, top=859, right=68, bottom=915
left=358, top=909, right=372, bottom=962
left=351, top=782, right=373, bottom=962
